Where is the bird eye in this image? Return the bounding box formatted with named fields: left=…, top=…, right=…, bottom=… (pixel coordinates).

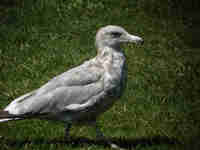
left=111, top=32, right=121, bottom=38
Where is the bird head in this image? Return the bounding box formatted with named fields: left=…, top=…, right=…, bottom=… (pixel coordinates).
left=95, top=25, right=143, bottom=52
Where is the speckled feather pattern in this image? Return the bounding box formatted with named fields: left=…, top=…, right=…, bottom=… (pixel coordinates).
left=0, top=25, right=143, bottom=124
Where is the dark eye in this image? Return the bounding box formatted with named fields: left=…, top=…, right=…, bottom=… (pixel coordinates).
left=111, top=32, right=122, bottom=38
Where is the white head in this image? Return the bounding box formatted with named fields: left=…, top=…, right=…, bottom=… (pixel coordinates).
left=95, top=25, right=143, bottom=53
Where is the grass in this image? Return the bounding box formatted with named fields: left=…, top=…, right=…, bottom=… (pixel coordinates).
left=0, top=0, right=200, bottom=150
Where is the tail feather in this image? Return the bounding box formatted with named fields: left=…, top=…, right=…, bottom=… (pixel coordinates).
left=0, top=110, right=15, bottom=118
left=0, top=118, right=17, bottom=122
left=0, top=110, right=20, bottom=122
left=0, top=109, right=50, bottom=123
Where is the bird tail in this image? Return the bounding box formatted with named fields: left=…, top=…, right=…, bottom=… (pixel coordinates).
left=0, top=110, right=20, bottom=122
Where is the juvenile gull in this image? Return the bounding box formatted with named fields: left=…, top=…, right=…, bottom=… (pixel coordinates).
left=0, top=25, right=143, bottom=149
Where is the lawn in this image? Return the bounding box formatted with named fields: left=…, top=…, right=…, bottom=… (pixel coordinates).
left=0, top=0, right=199, bottom=150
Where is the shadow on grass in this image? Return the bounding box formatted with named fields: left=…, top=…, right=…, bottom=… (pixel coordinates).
left=0, top=136, right=181, bottom=149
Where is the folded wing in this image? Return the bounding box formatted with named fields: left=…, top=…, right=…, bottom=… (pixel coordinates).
left=4, top=61, right=106, bottom=118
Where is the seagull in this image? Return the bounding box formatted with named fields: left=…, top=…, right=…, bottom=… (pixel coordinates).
left=0, top=25, right=143, bottom=149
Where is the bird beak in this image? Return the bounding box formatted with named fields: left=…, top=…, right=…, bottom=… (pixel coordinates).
left=126, top=34, right=144, bottom=44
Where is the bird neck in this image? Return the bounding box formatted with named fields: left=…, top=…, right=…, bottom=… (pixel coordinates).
left=97, top=46, right=122, bottom=57
left=96, top=46, right=125, bottom=69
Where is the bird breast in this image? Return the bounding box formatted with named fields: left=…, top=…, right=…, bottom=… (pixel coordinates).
left=98, top=48, right=126, bottom=92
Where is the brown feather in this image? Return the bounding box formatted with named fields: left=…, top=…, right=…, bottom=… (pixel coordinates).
left=0, top=110, right=15, bottom=119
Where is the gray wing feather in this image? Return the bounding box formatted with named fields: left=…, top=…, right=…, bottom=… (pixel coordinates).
left=13, top=80, right=104, bottom=114
left=36, top=61, right=103, bottom=95
left=5, top=60, right=105, bottom=116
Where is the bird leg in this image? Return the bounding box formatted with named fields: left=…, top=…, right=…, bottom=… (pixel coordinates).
left=95, top=124, right=125, bottom=150
left=64, top=123, right=72, bottom=140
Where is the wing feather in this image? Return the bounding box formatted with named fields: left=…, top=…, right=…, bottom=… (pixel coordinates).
left=36, top=60, right=103, bottom=95
left=5, top=60, right=105, bottom=117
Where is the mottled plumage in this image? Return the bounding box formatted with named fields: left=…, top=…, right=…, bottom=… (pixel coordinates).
left=0, top=25, right=143, bottom=149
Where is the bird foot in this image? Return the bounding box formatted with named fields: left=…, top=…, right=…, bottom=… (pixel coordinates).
left=64, top=134, right=72, bottom=142
left=107, top=141, right=126, bottom=150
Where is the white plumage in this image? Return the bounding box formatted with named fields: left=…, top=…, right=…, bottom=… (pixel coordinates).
left=0, top=25, right=143, bottom=149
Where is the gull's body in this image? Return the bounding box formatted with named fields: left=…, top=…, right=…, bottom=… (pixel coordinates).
left=0, top=25, right=143, bottom=149
left=2, top=48, right=125, bottom=124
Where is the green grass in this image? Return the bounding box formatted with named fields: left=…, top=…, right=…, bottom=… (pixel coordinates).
left=0, top=0, right=200, bottom=150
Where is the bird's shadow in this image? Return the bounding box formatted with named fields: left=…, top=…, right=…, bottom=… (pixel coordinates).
left=0, top=135, right=181, bottom=149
